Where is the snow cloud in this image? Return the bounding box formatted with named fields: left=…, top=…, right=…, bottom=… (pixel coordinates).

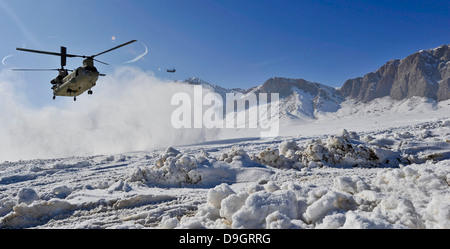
left=0, top=66, right=218, bottom=162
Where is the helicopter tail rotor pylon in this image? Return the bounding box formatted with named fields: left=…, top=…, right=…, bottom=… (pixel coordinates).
left=60, top=46, right=67, bottom=68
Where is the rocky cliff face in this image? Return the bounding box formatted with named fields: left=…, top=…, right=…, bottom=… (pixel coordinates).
left=340, top=44, right=450, bottom=102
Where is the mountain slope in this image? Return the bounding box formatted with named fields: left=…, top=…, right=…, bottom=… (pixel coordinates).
left=185, top=77, right=245, bottom=100
left=185, top=77, right=344, bottom=121
left=184, top=44, right=450, bottom=124
left=340, top=44, right=450, bottom=102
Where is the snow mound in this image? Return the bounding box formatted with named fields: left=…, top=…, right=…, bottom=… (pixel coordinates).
left=300, top=129, right=382, bottom=167
left=17, top=188, right=39, bottom=205
left=254, top=145, right=299, bottom=169
left=168, top=159, right=450, bottom=229
left=217, top=147, right=253, bottom=165
left=0, top=199, right=74, bottom=228
left=255, top=129, right=404, bottom=168
left=126, top=147, right=202, bottom=186
left=125, top=146, right=274, bottom=187
left=112, top=194, right=175, bottom=210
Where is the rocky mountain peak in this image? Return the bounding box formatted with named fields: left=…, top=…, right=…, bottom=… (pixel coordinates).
left=340, top=44, right=450, bottom=102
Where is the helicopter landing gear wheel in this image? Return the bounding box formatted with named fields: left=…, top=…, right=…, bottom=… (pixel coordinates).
left=53, top=95, right=55, bottom=100
left=74, top=96, right=76, bottom=101
left=88, top=90, right=93, bottom=95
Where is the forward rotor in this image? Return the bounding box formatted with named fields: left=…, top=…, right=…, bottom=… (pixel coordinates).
left=12, top=68, right=73, bottom=72
left=16, top=40, right=137, bottom=68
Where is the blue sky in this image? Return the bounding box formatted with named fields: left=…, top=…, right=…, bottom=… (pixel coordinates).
left=1, top=0, right=449, bottom=107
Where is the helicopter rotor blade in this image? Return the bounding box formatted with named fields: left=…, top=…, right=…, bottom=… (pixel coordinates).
left=92, top=40, right=137, bottom=58
left=17, top=47, right=83, bottom=61
left=16, top=48, right=62, bottom=57
left=93, top=58, right=109, bottom=65
left=65, top=53, right=84, bottom=58
left=12, top=68, right=73, bottom=72
left=13, top=68, right=60, bottom=71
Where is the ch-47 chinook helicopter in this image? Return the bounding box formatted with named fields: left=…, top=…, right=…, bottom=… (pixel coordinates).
left=14, top=40, right=137, bottom=101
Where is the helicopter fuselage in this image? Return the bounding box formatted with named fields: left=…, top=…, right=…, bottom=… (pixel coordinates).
left=52, top=66, right=99, bottom=97
left=52, top=58, right=99, bottom=98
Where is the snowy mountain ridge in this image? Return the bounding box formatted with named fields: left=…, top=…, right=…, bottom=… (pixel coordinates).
left=185, top=76, right=344, bottom=121
left=184, top=44, right=450, bottom=122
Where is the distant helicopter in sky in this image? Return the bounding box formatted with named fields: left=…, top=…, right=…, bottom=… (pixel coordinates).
left=14, top=40, right=137, bottom=101
left=166, top=67, right=176, bottom=73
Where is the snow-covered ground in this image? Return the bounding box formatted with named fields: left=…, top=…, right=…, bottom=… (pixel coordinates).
left=0, top=97, right=449, bottom=229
